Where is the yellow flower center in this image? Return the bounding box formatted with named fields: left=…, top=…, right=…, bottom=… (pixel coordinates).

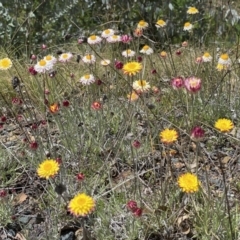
left=126, top=50, right=132, bottom=54
left=204, top=52, right=210, bottom=57
left=157, top=20, right=165, bottom=26
left=139, top=20, right=146, bottom=26
left=84, top=74, right=90, bottom=79
left=62, top=54, right=68, bottom=59
left=160, top=51, right=167, bottom=57
left=45, top=55, right=52, bottom=61
left=1, top=59, right=11, bottom=68
left=143, top=45, right=149, bottom=51
left=188, top=7, right=198, bottom=13
left=137, top=80, right=146, bottom=87
left=185, top=22, right=191, bottom=27
left=39, top=60, right=47, bottom=66
left=127, top=63, right=137, bottom=69
left=43, top=163, right=53, bottom=171
left=112, top=35, right=118, bottom=39
left=90, top=35, right=96, bottom=40
left=104, top=29, right=110, bottom=34
left=189, top=79, right=198, bottom=87
left=86, top=54, right=92, bottom=60
left=77, top=198, right=86, bottom=205
left=221, top=54, right=229, bottom=60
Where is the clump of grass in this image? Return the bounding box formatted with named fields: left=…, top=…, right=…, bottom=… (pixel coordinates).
left=0, top=4, right=240, bottom=240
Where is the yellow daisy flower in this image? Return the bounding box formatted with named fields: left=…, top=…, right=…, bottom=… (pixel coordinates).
left=80, top=74, right=95, bottom=85
left=34, top=59, right=53, bottom=73
left=218, top=53, right=231, bottom=65
left=68, top=193, right=95, bottom=217
left=37, top=159, right=60, bottom=179
left=187, top=7, right=199, bottom=14
left=127, top=91, right=139, bottom=101
left=156, top=19, right=166, bottom=28
left=123, top=61, right=142, bottom=76
left=202, top=52, right=212, bottom=62
left=133, top=80, right=150, bottom=93
left=100, top=59, right=111, bottom=66
left=160, top=128, right=178, bottom=144
left=107, top=35, right=121, bottom=43
left=122, top=49, right=136, bottom=58
left=0, top=58, right=12, bottom=70
left=178, top=173, right=200, bottom=193
left=214, top=118, right=234, bottom=132
left=82, top=54, right=96, bottom=64
left=183, top=22, right=193, bottom=31
left=137, top=20, right=149, bottom=30
left=140, top=45, right=154, bottom=55
left=59, top=52, right=73, bottom=63
left=87, top=35, right=102, bottom=44
left=101, top=29, right=114, bottom=38
left=44, top=55, right=57, bottom=65
left=160, top=51, right=167, bottom=58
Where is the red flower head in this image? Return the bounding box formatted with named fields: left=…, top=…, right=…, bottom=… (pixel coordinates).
left=191, top=126, right=205, bottom=141
left=76, top=173, right=85, bottom=181
left=115, top=60, right=123, bottom=70
left=171, top=77, right=184, bottom=90
left=91, top=101, right=102, bottom=110
left=184, top=77, right=201, bottom=93
left=126, top=200, right=138, bottom=212
left=132, top=207, right=143, bottom=217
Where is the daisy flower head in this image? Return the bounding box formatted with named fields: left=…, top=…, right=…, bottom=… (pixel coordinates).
left=160, top=51, right=167, bottom=58
left=187, top=7, right=199, bottom=14
left=82, top=54, right=96, bottom=64
left=0, top=58, right=12, bottom=70
left=182, top=41, right=188, bottom=47
left=101, top=29, right=114, bottom=38
left=107, top=34, right=121, bottom=43
left=184, top=77, right=201, bottom=93
left=80, top=74, right=95, bottom=85
left=37, top=159, right=60, bottom=179
left=202, top=52, right=212, bottom=62
left=137, top=20, right=149, bottom=30
left=59, top=52, right=73, bottom=63
left=178, top=173, right=200, bottom=193
left=127, top=91, right=139, bottom=101
left=195, top=57, right=203, bottom=64
left=214, top=118, right=234, bottom=133
left=183, top=22, right=193, bottom=31
left=100, top=59, right=110, bottom=66
left=49, top=103, right=60, bottom=114
left=160, top=128, right=178, bottom=144
left=133, top=28, right=143, bottom=37
left=133, top=80, right=150, bottom=93
left=140, top=45, right=154, bottom=55
left=44, top=55, right=57, bottom=65
left=68, top=193, right=95, bottom=217
left=218, top=53, right=231, bottom=65
left=123, top=61, right=142, bottom=76
left=34, top=59, right=53, bottom=73
left=122, top=49, right=136, bottom=58
left=87, top=35, right=102, bottom=44
left=156, top=19, right=166, bottom=28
